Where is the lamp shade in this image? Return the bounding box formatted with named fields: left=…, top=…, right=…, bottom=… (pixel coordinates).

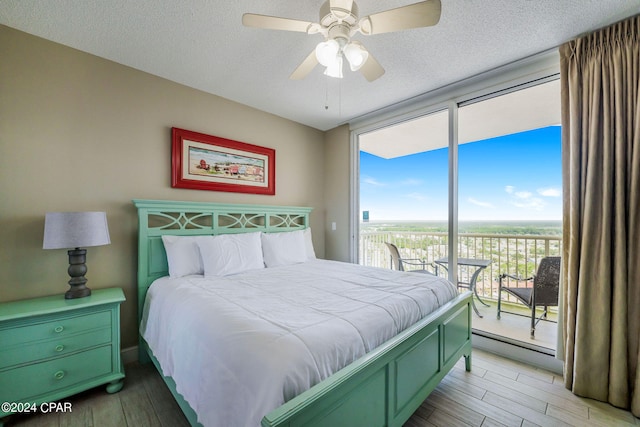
left=43, top=212, right=111, bottom=249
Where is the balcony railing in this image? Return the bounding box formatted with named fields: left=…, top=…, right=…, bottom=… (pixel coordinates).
left=359, top=231, right=562, bottom=302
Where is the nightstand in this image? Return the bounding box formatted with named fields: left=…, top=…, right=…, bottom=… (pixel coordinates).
left=0, top=288, right=125, bottom=420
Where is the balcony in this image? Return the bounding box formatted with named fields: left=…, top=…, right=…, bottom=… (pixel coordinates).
left=359, top=230, right=561, bottom=351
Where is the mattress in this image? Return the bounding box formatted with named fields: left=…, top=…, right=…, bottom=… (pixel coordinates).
left=140, top=259, right=458, bottom=427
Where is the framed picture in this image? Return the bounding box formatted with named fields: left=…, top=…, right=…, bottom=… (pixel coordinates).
left=171, top=127, right=275, bottom=195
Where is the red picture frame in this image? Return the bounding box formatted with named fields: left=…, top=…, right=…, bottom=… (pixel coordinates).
left=171, top=128, right=275, bottom=195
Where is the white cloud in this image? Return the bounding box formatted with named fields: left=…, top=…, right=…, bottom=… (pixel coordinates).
left=405, top=192, right=427, bottom=201
left=504, top=185, right=547, bottom=211
left=511, top=197, right=546, bottom=210
left=514, top=191, right=532, bottom=199
left=400, top=178, right=424, bottom=186
left=537, top=187, right=561, bottom=197
left=362, top=176, right=386, bottom=187
left=468, top=197, right=494, bottom=208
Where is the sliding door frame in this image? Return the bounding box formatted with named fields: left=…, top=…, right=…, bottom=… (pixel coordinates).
left=349, top=49, right=562, bottom=372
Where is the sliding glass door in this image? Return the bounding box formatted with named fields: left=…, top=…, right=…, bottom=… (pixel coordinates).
left=358, top=110, right=450, bottom=274
left=457, top=79, right=562, bottom=351
left=354, top=77, right=562, bottom=354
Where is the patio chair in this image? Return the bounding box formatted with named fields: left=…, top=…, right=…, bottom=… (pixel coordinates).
left=384, top=242, right=434, bottom=275
left=497, top=256, right=561, bottom=338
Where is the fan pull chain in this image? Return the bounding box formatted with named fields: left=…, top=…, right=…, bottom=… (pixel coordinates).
left=324, top=78, right=342, bottom=117
left=338, top=80, right=342, bottom=117
left=325, top=78, right=329, bottom=110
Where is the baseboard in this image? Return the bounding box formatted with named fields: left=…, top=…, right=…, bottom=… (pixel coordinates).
left=472, top=331, right=563, bottom=375
left=121, top=345, right=139, bottom=365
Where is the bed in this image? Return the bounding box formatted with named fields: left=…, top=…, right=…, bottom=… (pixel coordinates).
left=134, top=199, right=472, bottom=427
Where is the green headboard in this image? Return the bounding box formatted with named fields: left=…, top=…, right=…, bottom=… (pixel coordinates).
left=133, top=199, right=313, bottom=324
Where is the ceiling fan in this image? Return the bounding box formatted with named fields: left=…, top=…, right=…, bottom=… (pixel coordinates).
left=242, top=0, right=441, bottom=82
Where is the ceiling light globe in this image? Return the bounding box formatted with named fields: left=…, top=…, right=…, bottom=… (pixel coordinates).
left=324, top=54, right=344, bottom=78
left=315, top=39, right=340, bottom=67
left=343, top=43, right=369, bottom=71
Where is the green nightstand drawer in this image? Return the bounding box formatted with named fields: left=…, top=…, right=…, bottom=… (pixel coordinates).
left=0, top=345, right=113, bottom=402
left=0, top=327, right=112, bottom=369
left=0, top=288, right=125, bottom=422
left=0, top=310, right=111, bottom=346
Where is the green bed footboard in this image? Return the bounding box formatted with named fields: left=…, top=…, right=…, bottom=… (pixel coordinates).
left=261, top=292, right=472, bottom=427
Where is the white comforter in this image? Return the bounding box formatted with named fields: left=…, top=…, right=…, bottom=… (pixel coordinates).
left=140, top=259, right=457, bottom=427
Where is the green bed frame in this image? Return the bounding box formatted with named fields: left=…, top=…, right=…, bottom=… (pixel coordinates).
left=134, top=199, right=472, bottom=427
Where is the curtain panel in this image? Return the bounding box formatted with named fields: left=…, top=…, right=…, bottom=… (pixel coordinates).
left=560, top=15, right=639, bottom=416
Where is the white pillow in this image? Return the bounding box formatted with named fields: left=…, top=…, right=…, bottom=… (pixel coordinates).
left=303, top=227, right=316, bottom=260
left=161, top=235, right=203, bottom=278
left=197, top=232, right=264, bottom=277
left=261, top=230, right=308, bottom=267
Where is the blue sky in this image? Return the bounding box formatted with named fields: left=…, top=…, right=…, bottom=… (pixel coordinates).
left=360, top=126, right=562, bottom=221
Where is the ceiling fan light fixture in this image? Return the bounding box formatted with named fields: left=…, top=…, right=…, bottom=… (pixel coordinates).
left=324, top=54, right=344, bottom=78
left=244, top=0, right=442, bottom=82
left=315, top=39, right=340, bottom=66
left=343, top=42, right=368, bottom=71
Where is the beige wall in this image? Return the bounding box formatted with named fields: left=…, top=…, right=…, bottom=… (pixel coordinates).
left=0, top=25, right=328, bottom=348
left=323, top=125, right=352, bottom=262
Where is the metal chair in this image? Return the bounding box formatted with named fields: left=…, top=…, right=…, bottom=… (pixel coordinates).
left=497, top=256, right=561, bottom=338
left=384, top=242, right=434, bottom=274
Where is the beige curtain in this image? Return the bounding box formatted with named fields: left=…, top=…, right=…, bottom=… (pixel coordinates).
left=560, top=15, right=640, bottom=417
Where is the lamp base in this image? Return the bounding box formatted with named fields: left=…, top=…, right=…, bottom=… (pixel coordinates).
left=65, top=286, right=92, bottom=299
left=65, top=248, right=92, bottom=299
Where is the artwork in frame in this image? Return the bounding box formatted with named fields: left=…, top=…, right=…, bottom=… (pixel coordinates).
left=171, top=127, right=275, bottom=195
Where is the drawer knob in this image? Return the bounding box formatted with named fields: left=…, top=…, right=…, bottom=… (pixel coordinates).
left=55, top=344, right=65, bottom=352
left=54, top=325, right=64, bottom=333
left=54, top=370, right=65, bottom=380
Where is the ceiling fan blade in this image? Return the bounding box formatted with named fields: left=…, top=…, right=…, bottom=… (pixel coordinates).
left=359, top=50, right=385, bottom=82
left=358, top=0, right=441, bottom=35
left=242, top=13, right=314, bottom=33
left=329, top=0, right=354, bottom=19
left=290, top=49, right=319, bottom=80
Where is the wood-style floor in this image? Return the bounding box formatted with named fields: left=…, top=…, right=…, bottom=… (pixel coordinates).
left=5, top=349, right=639, bottom=427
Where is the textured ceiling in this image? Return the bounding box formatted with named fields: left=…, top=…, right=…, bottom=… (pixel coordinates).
left=1, top=1, right=639, bottom=131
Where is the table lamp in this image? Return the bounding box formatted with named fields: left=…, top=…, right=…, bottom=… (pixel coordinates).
left=43, top=211, right=111, bottom=299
